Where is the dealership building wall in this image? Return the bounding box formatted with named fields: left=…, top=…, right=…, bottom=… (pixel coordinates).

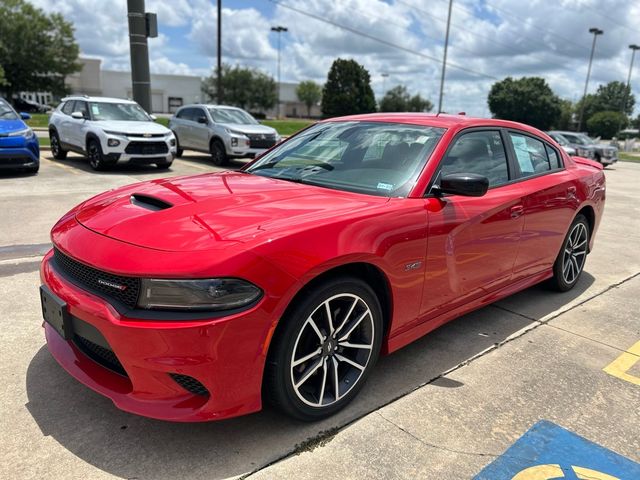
left=65, top=58, right=203, bottom=113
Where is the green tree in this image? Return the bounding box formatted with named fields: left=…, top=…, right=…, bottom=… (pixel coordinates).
left=552, top=99, right=574, bottom=130
left=321, top=58, right=376, bottom=118
left=0, top=0, right=81, bottom=100
left=586, top=111, right=627, bottom=139
left=379, top=85, right=433, bottom=112
left=0, top=65, right=5, bottom=87
left=296, top=80, right=322, bottom=117
left=488, top=76, right=562, bottom=130
left=202, top=65, right=276, bottom=113
left=575, top=81, right=635, bottom=130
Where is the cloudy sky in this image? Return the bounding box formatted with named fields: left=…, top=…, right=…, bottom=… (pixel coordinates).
left=29, top=0, right=640, bottom=116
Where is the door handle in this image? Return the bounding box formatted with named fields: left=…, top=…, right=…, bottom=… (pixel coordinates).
left=567, top=186, right=577, bottom=199
left=510, top=205, right=524, bottom=219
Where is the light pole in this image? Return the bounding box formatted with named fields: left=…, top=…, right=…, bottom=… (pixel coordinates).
left=438, top=0, right=453, bottom=113
left=271, top=25, right=288, bottom=118
left=217, top=0, right=222, bottom=104
left=577, top=27, right=604, bottom=131
left=619, top=44, right=640, bottom=126
left=381, top=72, right=389, bottom=97
left=127, top=0, right=157, bottom=113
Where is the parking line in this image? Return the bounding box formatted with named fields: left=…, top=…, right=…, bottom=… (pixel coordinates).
left=603, top=340, right=640, bottom=386
left=42, top=156, right=80, bottom=174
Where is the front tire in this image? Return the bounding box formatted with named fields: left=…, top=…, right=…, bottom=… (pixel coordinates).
left=550, top=214, right=589, bottom=292
left=50, top=131, right=67, bottom=160
left=210, top=139, right=228, bottom=166
left=156, top=161, right=173, bottom=170
left=87, top=138, right=109, bottom=171
left=265, top=277, right=383, bottom=421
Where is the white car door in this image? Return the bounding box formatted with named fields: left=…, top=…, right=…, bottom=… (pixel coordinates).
left=58, top=100, right=76, bottom=145
left=70, top=100, right=90, bottom=149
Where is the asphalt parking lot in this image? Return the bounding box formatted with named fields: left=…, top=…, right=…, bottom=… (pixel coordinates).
left=1, top=152, right=639, bottom=479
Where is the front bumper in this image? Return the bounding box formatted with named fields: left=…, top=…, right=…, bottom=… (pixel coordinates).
left=40, top=249, right=273, bottom=422
left=0, top=138, right=40, bottom=169
left=102, top=136, right=176, bottom=165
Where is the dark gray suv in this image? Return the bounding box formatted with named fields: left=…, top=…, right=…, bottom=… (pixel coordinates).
left=548, top=131, right=618, bottom=167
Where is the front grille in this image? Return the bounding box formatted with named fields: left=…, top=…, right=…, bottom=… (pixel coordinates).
left=170, top=373, right=210, bottom=396
left=53, top=248, right=141, bottom=308
left=125, top=141, right=168, bottom=155
left=126, top=133, right=166, bottom=138
left=74, top=334, right=127, bottom=376
left=247, top=134, right=276, bottom=149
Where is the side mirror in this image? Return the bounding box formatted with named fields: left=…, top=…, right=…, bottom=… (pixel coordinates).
left=434, top=173, right=489, bottom=197
left=20, top=112, right=31, bottom=120
left=150, top=114, right=157, bottom=121
left=71, top=111, right=84, bottom=120
left=197, top=116, right=208, bottom=124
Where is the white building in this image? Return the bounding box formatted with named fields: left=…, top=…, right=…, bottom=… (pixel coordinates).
left=65, top=57, right=203, bottom=113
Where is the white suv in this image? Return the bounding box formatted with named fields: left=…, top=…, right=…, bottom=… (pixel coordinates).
left=49, top=96, right=177, bottom=170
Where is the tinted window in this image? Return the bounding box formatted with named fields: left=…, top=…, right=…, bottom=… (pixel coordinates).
left=509, top=133, right=551, bottom=177
left=176, top=108, right=191, bottom=120
left=192, top=108, right=207, bottom=123
left=75, top=101, right=89, bottom=118
left=545, top=144, right=562, bottom=169
left=209, top=107, right=258, bottom=124
left=61, top=101, right=75, bottom=115
left=439, top=130, right=509, bottom=187
left=0, top=99, right=18, bottom=120
left=247, top=121, right=445, bottom=197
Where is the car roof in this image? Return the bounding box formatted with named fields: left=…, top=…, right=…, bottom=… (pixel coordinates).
left=323, top=112, right=547, bottom=135
left=61, top=96, right=137, bottom=104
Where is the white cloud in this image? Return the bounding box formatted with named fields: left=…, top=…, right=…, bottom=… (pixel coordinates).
left=26, top=0, right=640, bottom=116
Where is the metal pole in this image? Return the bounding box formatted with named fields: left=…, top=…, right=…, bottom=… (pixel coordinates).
left=577, top=27, right=603, bottom=131
left=217, top=0, right=222, bottom=104
left=437, top=0, right=453, bottom=114
left=621, top=45, right=639, bottom=117
left=271, top=26, right=288, bottom=118
left=127, top=0, right=152, bottom=113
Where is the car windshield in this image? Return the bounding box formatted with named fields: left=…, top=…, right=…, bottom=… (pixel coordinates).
left=88, top=102, right=151, bottom=122
left=0, top=100, right=19, bottom=120
left=563, top=133, right=592, bottom=146
left=208, top=107, right=258, bottom=125
left=246, top=121, right=446, bottom=197
left=551, top=134, right=568, bottom=146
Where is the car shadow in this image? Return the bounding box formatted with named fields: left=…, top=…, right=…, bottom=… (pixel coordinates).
left=0, top=170, right=39, bottom=179
left=25, top=272, right=595, bottom=480
left=43, top=153, right=173, bottom=176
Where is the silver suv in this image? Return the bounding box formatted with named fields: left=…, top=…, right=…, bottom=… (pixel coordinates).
left=49, top=96, right=176, bottom=170
left=169, top=105, right=280, bottom=166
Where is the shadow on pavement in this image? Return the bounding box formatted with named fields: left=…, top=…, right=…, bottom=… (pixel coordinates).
left=25, top=273, right=595, bottom=480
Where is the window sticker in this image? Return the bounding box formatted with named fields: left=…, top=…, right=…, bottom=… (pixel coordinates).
left=91, top=104, right=100, bottom=115
left=511, top=134, right=534, bottom=173
left=377, top=182, right=394, bottom=191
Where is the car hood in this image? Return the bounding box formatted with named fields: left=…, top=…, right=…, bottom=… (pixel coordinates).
left=92, top=120, right=170, bottom=135
left=218, top=123, right=277, bottom=135
left=0, top=119, right=27, bottom=135
left=75, top=172, right=388, bottom=252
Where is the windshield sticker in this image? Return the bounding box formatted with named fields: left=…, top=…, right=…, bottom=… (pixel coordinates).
left=377, top=182, right=394, bottom=191
left=91, top=104, right=100, bottom=115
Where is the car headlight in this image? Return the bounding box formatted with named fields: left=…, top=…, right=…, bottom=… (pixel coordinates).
left=107, top=138, right=121, bottom=147
left=137, top=278, right=262, bottom=311
left=169, top=138, right=176, bottom=146
left=9, top=127, right=34, bottom=139
left=577, top=148, right=592, bottom=157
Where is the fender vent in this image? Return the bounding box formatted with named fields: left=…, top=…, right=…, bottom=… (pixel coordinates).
left=130, top=194, right=173, bottom=211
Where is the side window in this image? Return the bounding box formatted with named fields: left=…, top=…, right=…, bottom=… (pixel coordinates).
left=75, top=101, right=89, bottom=118
left=440, top=130, right=509, bottom=187
left=61, top=101, right=75, bottom=115
left=545, top=144, right=562, bottom=169
left=193, top=108, right=207, bottom=123
left=509, top=132, right=557, bottom=177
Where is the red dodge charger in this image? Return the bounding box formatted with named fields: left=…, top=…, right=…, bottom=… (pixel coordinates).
left=39, top=113, right=606, bottom=421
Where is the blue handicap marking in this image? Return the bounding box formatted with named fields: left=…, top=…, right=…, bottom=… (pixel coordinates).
left=473, top=420, right=640, bottom=480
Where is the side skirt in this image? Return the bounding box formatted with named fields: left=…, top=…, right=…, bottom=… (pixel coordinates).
left=384, top=269, right=553, bottom=354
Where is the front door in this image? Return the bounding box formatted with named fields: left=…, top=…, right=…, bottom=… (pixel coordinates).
left=421, top=130, right=525, bottom=318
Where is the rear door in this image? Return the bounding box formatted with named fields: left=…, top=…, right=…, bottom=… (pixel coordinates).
left=421, top=129, right=525, bottom=318
left=58, top=101, right=76, bottom=145
left=172, top=108, right=194, bottom=149
left=505, top=130, right=578, bottom=280
left=190, top=107, right=211, bottom=151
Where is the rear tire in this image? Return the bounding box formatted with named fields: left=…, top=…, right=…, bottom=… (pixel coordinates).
left=210, top=139, right=228, bottom=166
left=156, top=161, right=173, bottom=170
left=265, top=276, right=383, bottom=421
left=87, top=138, right=110, bottom=171
left=172, top=132, right=183, bottom=158
left=50, top=131, right=67, bottom=160
left=549, top=214, right=589, bottom=292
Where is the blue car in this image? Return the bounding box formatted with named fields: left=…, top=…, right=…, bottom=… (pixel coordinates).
left=0, top=98, right=40, bottom=173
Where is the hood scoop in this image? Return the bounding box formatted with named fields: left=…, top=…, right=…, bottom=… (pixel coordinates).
left=130, top=193, right=173, bottom=211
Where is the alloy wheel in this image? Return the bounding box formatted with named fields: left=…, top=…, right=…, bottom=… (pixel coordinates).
left=51, top=135, right=59, bottom=156
left=88, top=142, right=101, bottom=169
left=290, top=293, right=375, bottom=408
left=562, top=222, right=588, bottom=285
